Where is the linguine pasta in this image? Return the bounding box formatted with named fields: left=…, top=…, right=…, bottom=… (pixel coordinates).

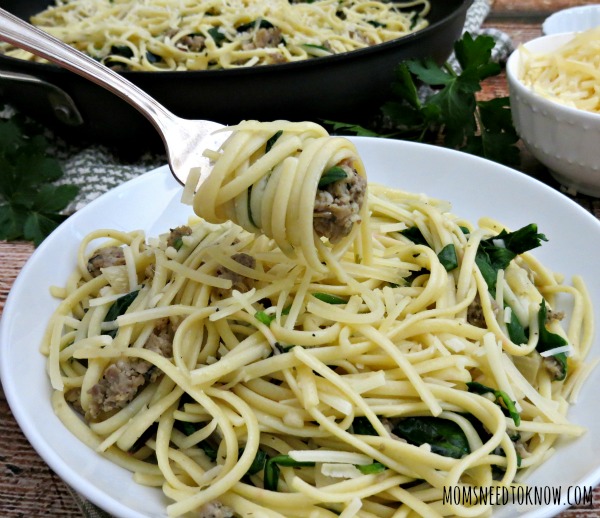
left=192, top=120, right=368, bottom=274
left=42, top=123, right=595, bottom=516
left=2, top=0, right=431, bottom=70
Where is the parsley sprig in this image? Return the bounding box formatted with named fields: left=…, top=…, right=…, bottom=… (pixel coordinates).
left=0, top=113, right=78, bottom=245
left=326, top=33, right=520, bottom=166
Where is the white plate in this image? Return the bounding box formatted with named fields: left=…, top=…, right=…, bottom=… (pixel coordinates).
left=1, top=138, right=600, bottom=518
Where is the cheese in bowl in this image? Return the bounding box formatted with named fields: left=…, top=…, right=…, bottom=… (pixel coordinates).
left=517, top=27, right=600, bottom=114
left=507, top=30, right=600, bottom=197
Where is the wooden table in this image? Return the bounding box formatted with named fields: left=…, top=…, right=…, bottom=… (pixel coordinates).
left=2, top=1, right=600, bottom=516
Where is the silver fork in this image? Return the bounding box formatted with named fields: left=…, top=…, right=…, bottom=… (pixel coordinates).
left=0, top=7, right=229, bottom=187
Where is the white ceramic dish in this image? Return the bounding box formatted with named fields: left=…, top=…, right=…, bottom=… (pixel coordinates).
left=2, top=137, right=600, bottom=518
left=507, top=33, right=600, bottom=197
left=543, top=4, right=600, bottom=35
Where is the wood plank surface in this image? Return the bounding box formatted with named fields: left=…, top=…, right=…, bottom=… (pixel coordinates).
left=0, top=243, right=84, bottom=516
left=1, top=1, right=600, bottom=516
left=493, top=0, right=599, bottom=16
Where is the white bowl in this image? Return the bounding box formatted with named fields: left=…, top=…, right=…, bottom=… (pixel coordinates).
left=506, top=32, right=600, bottom=197
left=543, top=4, right=600, bottom=35
left=3, top=140, right=600, bottom=518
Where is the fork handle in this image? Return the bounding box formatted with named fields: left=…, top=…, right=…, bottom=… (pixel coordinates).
left=0, top=7, right=178, bottom=136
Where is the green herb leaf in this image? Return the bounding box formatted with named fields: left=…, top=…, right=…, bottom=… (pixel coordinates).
left=454, top=32, right=501, bottom=81
left=274, top=342, right=296, bottom=354
left=324, top=33, right=520, bottom=166
left=318, top=166, right=348, bottom=188
left=471, top=97, right=520, bottom=166
left=466, top=381, right=521, bottom=426
left=0, top=203, right=28, bottom=241
left=0, top=115, right=79, bottom=245
left=426, top=69, right=479, bottom=148
left=175, top=420, right=198, bottom=436
left=392, top=416, right=470, bottom=459
left=506, top=307, right=528, bottom=345
left=23, top=211, right=67, bottom=246
left=269, top=454, right=315, bottom=468
left=38, top=184, right=79, bottom=213
left=199, top=440, right=218, bottom=461
left=351, top=416, right=378, bottom=436
left=264, top=460, right=280, bottom=491
left=536, top=300, right=568, bottom=381
left=391, top=63, right=421, bottom=109
left=266, top=130, right=283, bottom=152
left=241, top=448, right=268, bottom=475
left=438, top=244, right=458, bottom=271
left=301, top=43, right=330, bottom=51
left=146, top=51, right=162, bottom=63
left=172, top=237, right=184, bottom=250
left=207, top=27, right=227, bottom=46
left=237, top=19, right=274, bottom=32
left=110, top=45, right=134, bottom=58
left=102, top=290, right=140, bottom=338
left=255, top=310, right=276, bottom=326
left=400, top=226, right=428, bottom=246
left=475, top=224, right=547, bottom=296
left=356, top=461, right=386, bottom=474
left=300, top=43, right=332, bottom=57
left=407, top=57, right=453, bottom=86
left=264, top=454, right=315, bottom=491
left=401, top=228, right=457, bottom=271
left=312, top=293, right=348, bottom=304
left=322, top=120, right=386, bottom=138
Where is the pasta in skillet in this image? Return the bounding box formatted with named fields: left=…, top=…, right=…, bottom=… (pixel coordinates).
left=43, top=171, right=595, bottom=516
left=2, top=0, right=431, bottom=70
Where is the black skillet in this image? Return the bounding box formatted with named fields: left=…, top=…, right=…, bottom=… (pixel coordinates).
left=0, top=0, right=472, bottom=154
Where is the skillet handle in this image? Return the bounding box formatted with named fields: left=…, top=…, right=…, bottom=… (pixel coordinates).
left=0, top=7, right=179, bottom=135
left=0, top=69, right=84, bottom=126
